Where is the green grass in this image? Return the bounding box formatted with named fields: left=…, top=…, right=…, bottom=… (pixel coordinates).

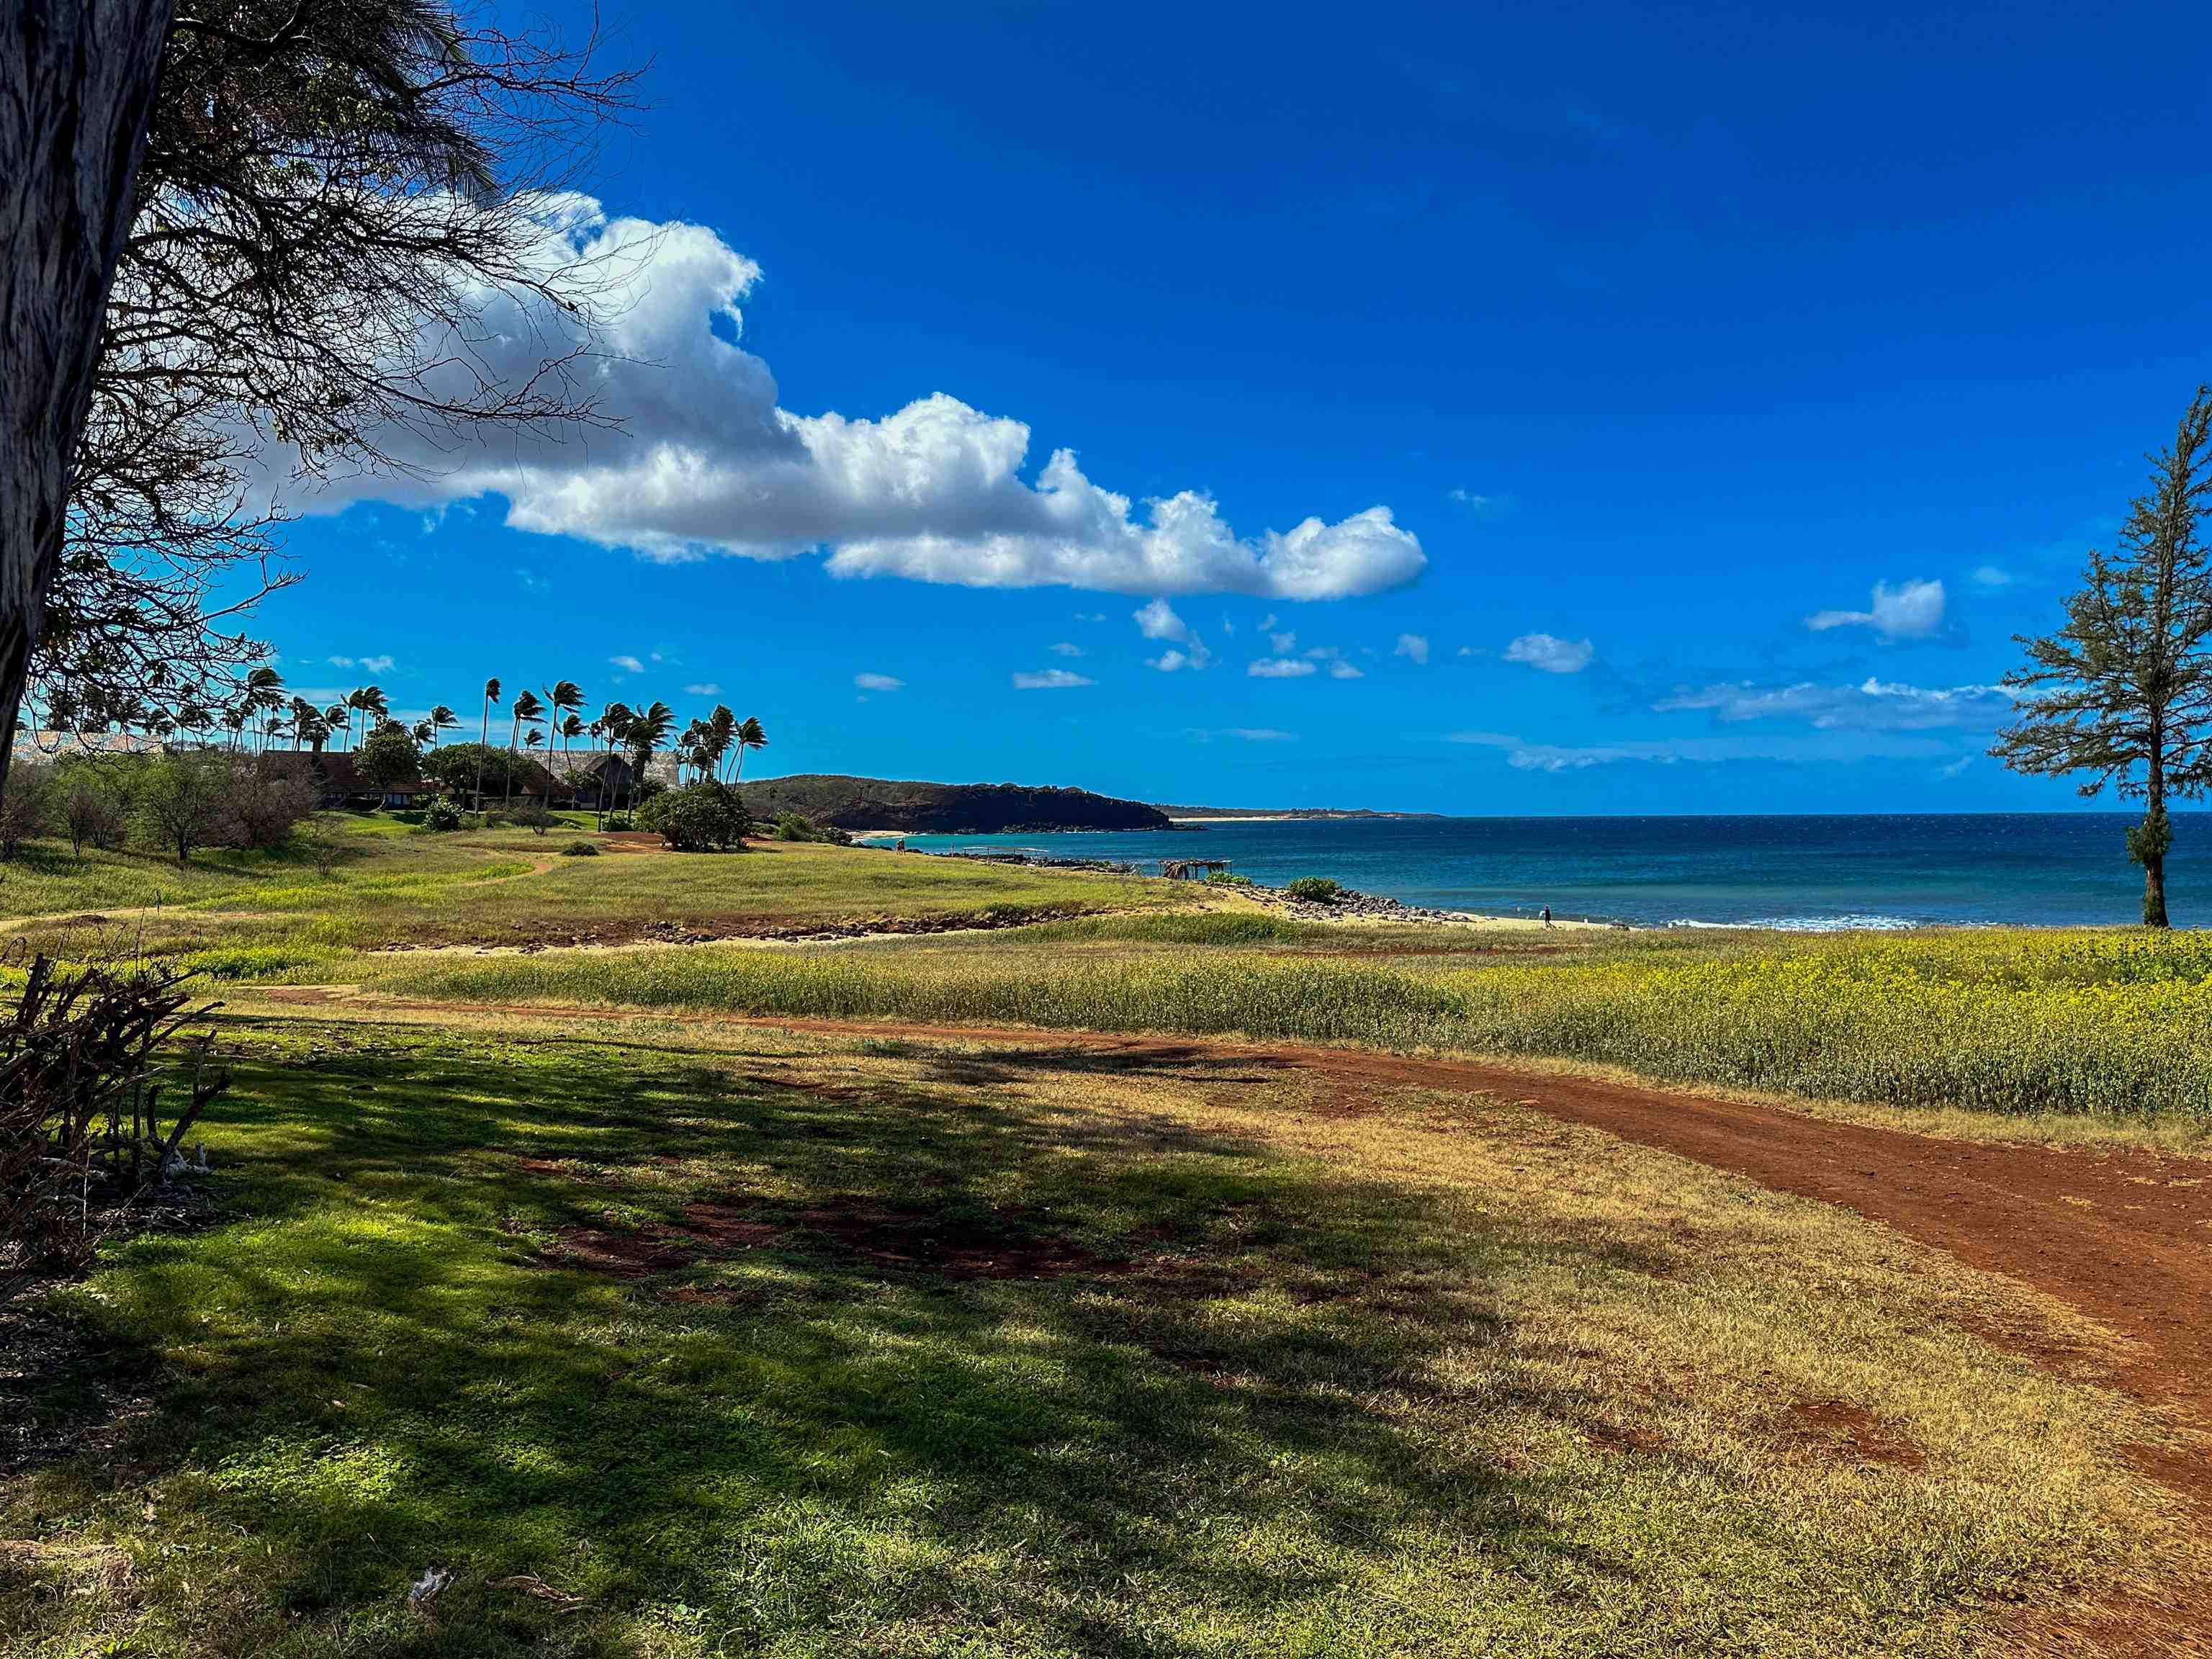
left=0, top=822, right=1177, bottom=960
left=351, top=922, right=2212, bottom=1124
left=0, top=1017, right=2170, bottom=1655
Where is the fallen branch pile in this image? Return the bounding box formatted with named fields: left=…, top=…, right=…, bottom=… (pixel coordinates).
left=0, top=956, right=227, bottom=1295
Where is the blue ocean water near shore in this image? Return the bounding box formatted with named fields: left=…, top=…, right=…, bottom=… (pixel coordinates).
left=885, top=814, right=2211, bottom=930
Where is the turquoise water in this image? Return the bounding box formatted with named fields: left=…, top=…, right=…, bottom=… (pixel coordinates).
left=886, top=814, right=2208, bottom=930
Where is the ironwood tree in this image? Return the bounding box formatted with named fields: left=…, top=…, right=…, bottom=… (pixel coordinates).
left=1994, top=387, right=2212, bottom=927
left=3, top=0, right=638, bottom=792
left=1, top=0, right=178, bottom=781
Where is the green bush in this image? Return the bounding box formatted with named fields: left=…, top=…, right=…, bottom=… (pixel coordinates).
left=637, top=781, right=750, bottom=852
left=559, top=839, right=601, bottom=857
left=772, top=809, right=850, bottom=845
left=422, top=799, right=465, bottom=832
left=1205, top=870, right=1256, bottom=888
left=1285, top=876, right=1344, bottom=904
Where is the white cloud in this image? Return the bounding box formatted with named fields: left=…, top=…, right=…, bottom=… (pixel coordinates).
left=684, top=683, right=721, bottom=697
left=1394, top=633, right=1429, bottom=665
left=1328, top=659, right=1364, bottom=679
left=1447, top=489, right=1509, bottom=518
left=1249, top=657, right=1317, bottom=678
left=1049, top=642, right=1084, bottom=657
left=1269, top=631, right=1298, bottom=654
left=1135, top=597, right=1213, bottom=670
left=1444, top=727, right=1948, bottom=772
left=1228, top=728, right=1298, bottom=741
left=1971, top=565, right=2013, bottom=588
left=1938, top=756, right=1974, bottom=778
left=325, top=654, right=395, bottom=675
left=854, top=672, right=904, bottom=691
left=609, top=654, right=644, bottom=674
left=1504, top=632, right=1594, bottom=674
left=1655, top=677, right=2008, bottom=732
left=1257, top=613, right=1277, bottom=631
left=1012, top=668, right=1094, bottom=689
left=1806, top=578, right=1945, bottom=639
left=266, top=199, right=1426, bottom=600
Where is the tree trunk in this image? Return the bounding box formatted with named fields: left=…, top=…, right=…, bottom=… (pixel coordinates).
left=0, top=0, right=176, bottom=794
left=2141, top=734, right=2171, bottom=929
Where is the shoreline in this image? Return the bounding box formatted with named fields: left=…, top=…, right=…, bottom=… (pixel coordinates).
left=848, top=833, right=1622, bottom=931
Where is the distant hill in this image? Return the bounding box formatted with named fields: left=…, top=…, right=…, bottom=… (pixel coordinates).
left=1155, top=805, right=1445, bottom=820
left=737, top=774, right=1174, bottom=834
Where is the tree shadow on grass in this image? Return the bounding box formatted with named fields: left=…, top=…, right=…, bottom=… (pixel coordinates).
left=9, top=1028, right=1763, bottom=1655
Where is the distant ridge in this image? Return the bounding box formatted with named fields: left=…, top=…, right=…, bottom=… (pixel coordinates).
left=737, top=774, right=1174, bottom=834
left=1156, top=805, right=1445, bottom=820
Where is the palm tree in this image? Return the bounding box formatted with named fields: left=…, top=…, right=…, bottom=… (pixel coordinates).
left=426, top=705, right=459, bottom=750
left=731, top=716, right=768, bottom=781
left=356, top=685, right=388, bottom=747
left=706, top=705, right=736, bottom=781
left=593, top=701, right=632, bottom=823
left=477, top=678, right=501, bottom=808
left=543, top=680, right=584, bottom=766
left=505, top=688, right=545, bottom=808
left=323, top=703, right=349, bottom=750
left=628, top=700, right=673, bottom=809
left=243, top=667, right=284, bottom=752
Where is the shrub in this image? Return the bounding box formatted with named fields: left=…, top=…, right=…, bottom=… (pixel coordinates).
left=771, top=810, right=849, bottom=845
left=136, top=752, right=233, bottom=865
left=0, top=764, right=56, bottom=860
left=423, top=799, right=465, bottom=832
left=1205, top=870, right=1256, bottom=888
left=508, top=799, right=558, bottom=835
left=638, top=781, right=751, bottom=851
left=302, top=813, right=349, bottom=876
left=559, top=839, right=601, bottom=857
left=603, top=813, right=634, bottom=832
left=59, top=763, right=132, bottom=856
left=354, top=725, right=423, bottom=796
left=1285, top=876, right=1344, bottom=904
left=226, top=768, right=314, bottom=850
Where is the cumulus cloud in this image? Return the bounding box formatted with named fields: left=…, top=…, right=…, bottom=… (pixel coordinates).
left=854, top=673, right=904, bottom=691
left=1971, top=565, right=2012, bottom=588
left=326, top=654, right=395, bottom=675
left=1655, top=677, right=2008, bottom=732
left=1328, top=659, right=1364, bottom=679
left=1013, top=668, right=1094, bottom=689
left=1504, top=632, right=1593, bottom=674
left=609, top=654, right=644, bottom=674
left=1394, top=633, right=1429, bottom=665
left=1269, top=630, right=1297, bottom=654
left=1249, top=657, right=1317, bottom=678
left=1135, top=598, right=1213, bottom=670
left=1806, top=578, right=1945, bottom=639
left=1050, top=642, right=1084, bottom=657
left=270, top=199, right=1426, bottom=600
left=684, top=683, right=721, bottom=696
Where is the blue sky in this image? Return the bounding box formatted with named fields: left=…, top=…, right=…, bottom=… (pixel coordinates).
left=259, top=0, right=2212, bottom=813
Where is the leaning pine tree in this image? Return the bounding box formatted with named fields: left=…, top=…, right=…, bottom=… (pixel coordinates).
left=1992, top=387, right=2212, bottom=927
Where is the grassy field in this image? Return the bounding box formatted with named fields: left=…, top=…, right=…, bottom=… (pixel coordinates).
left=345, top=912, right=2212, bottom=1127
left=2, top=821, right=2208, bottom=1127
left=1, top=1012, right=2182, bottom=1657
left=0, top=818, right=1174, bottom=964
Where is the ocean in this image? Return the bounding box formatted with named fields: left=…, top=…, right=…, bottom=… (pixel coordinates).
left=883, top=813, right=2207, bottom=930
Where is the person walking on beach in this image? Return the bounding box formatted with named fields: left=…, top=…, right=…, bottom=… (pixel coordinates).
left=1541, top=906, right=1552, bottom=927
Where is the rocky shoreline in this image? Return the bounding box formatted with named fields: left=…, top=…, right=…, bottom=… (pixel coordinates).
left=909, top=845, right=1619, bottom=929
